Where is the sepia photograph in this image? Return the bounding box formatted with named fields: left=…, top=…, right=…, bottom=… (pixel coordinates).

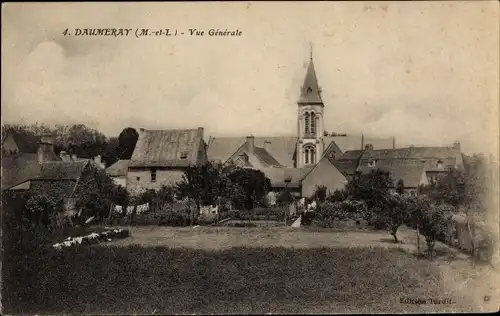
left=1, top=1, right=499, bottom=314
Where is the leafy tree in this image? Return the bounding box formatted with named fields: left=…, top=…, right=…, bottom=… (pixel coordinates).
left=25, top=193, right=58, bottom=229
left=379, top=194, right=409, bottom=243
left=176, top=162, right=225, bottom=224
left=327, top=189, right=348, bottom=203
left=396, top=179, right=405, bottom=195
left=116, top=127, right=139, bottom=159
left=313, top=185, right=328, bottom=203
left=277, top=190, right=294, bottom=207
left=419, top=204, right=453, bottom=259
left=228, top=168, right=271, bottom=210
left=346, top=169, right=393, bottom=209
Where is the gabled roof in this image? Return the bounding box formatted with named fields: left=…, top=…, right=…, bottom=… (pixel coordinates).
left=8, top=131, right=41, bottom=153
left=323, top=135, right=395, bottom=154
left=358, top=146, right=464, bottom=169
left=298, top=57, right=323, bottom=105
left=332, top=150, right=365, bottom=176
left=253, top=147, right=282, bottom=167
left=1, top=153, right=41, bottom=190
left=258, top=167, right=313, bottom=188
left=106, top=159, right=129, bottom=177
left=38, top=160, right=90, bottom=180
left=207, top=136, right=298, bottom=167
left=357, top=160, right=427, bottom=188
left=129, top=128, right=204, bottom=168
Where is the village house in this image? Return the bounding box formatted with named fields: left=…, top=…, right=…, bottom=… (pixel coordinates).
left=2, top=133, right=103, bottom=198
left=105, top=159, right=130, bottom=187
left=126, top=127, right=207, bottom=195
left=301, top=154, right=348, bottom=197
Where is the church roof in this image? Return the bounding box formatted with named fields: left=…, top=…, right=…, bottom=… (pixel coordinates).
left=129, top=128, right=204, bottom=168
left=258, top=167, right=313, bottom=188
left=298, top=57, right=323, bottom=105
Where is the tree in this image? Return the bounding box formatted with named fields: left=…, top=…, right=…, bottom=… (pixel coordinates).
left=396, top=179, right=405, bottom=195
left=175, top=162, right=225, bottom=224
left=313, top=185, right=328, bottom=203
left=116, top=127, right=139, bottom=159
left=419, top=204, right=453, bottom=259
left=379, top=194, right=409, bottom=243
left=346, top=170, right=393, bottom=209
left=277, top=190, right=294, bottom=207
left=228, top=168, right=272, bottom=210
left=327, top=189, right=348, bottom=203
left=405, top=195, right=433, bottom=255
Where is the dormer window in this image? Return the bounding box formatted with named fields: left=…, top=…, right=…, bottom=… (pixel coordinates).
left=368, top=160, right=377, bottom=167
left=180, top=151, right=188, bottom=159
left=436, top=160, right=443, bottom=169
left=307, top=87, right=312, bottom=93
left=330, top=151, right=336, bottom=159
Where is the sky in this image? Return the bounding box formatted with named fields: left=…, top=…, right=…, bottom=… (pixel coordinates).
left=1, top=2, right=499, bottom=156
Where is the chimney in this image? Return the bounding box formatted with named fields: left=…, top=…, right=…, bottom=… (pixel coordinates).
left=263, top=140, right=271, bottom=152
left=37, top=133, right=55, bottom=163
left=94, top=154, right=102, bottom=166
left=246, top=135, right=255, bottom=155
left=364, top=144, right=374, bottom=151
left=393, top=137, right=396, bottom=149
left=361, top=134, right=364, bottom=150
left=59, top=150, right=71, bottom=162
left=452, top=141, right=461, bottom=151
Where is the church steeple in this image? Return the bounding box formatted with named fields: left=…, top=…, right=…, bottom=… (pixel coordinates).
left=295, top=44, right=326, bottom=168
left=298, top=46, right=323, bottom=105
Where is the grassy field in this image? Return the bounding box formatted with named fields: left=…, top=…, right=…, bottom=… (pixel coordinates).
left=3, top=225, right=498, bottom=314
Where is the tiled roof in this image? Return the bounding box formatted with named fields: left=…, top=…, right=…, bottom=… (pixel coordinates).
left=38, top=160, right=90, bottom=180
left=106, top=159, right=129, bottom=177
left=1, top=153, right=41, bottom=190
left=358, top=146, right=464, bottom=170
left=10, top=131, right=41, bottom=153
left=129, top=128, right=204, bottom=168
left=323, top=135, right=395, bottom=153
left=207, top=136, right=298, bottom=167
left=332, top=150, right=365, bottom=176
left=258, top=167, right=313, bottom=188
left=298, top=57, right=323, bottom=105
left=357, top=160, right=427, bottom=188
left=253, top=147, right=282, bottom=167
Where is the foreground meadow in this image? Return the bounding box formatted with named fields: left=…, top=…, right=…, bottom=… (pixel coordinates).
left=3, top=225, right=498, bottom=314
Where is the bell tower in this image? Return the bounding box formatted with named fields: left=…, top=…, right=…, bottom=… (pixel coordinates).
left=296, top=45, right=325, bottom=168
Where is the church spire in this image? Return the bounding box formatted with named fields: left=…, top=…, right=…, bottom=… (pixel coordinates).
left=298, top=45, right=323, bottom=105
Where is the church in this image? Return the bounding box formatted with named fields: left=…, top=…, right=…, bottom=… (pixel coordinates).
left=205, top=53, right=396, bottom=196
left=116, top=51, right=463, bottom=198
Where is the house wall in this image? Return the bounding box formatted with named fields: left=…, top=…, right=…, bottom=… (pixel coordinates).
left=2, top=135, right=19, bottom=154
left=112, top=177, right=127, bottom=187
left=301, top=158, right=347, bottom=198
left=127, top=167, right=186, bottom=196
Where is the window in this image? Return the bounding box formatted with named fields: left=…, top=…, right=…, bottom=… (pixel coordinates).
left=307, top=87, right=312, bottom=93
left=304, top=112, right=310, bottom=135
left=180, top=152, right=188, bottom=159
left=436, top=160, right=443, bottom=169
left=368, top=160, right=377, bottom=167
left=310, top=112, right=316, bottom=136
left=151, top=168, right=157, bottom=183
left=136, top=177, right=140, bottom=181
left=304, top=145, right=316, bottom=165
left=330, top=151, right=336, bottom=159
